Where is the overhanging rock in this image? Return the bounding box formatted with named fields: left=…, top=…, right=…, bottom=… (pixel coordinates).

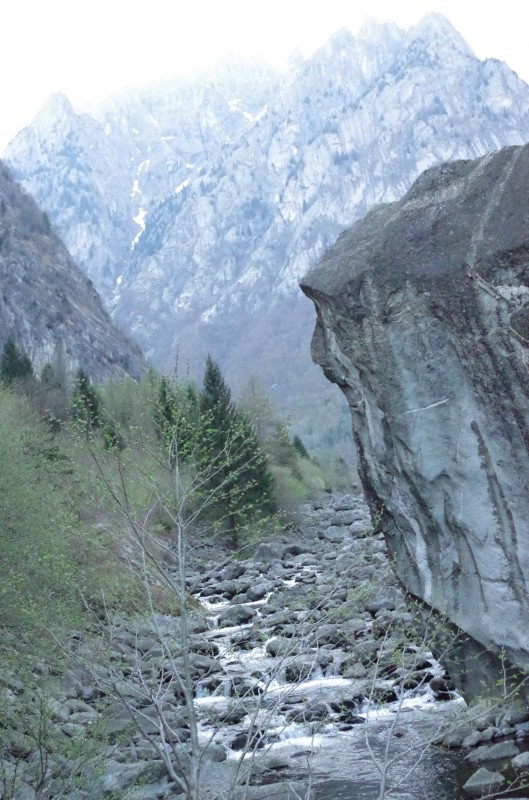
left=301, top=144, right=529, bottom=673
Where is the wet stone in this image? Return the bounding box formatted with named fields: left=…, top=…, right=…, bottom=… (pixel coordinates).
left=11, top=491, right=477, bottom=800
left=266, top=637, right=295, bottom=658
left=218, top=605, right=256, bottom=626
left=466, top=741, right=519, bottom=763
left=285, top=661, right=314, bottom=683
left=288, top=702, right=329, bottom=722
left=462, top=730, right=485, bottom=748
left=463, top=767, right=506, bottom=793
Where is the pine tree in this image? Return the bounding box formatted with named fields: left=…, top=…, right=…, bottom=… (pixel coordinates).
left=292, top=434, right=310, bottom=460
left=227, top=411, right=276, bottom=524
left=72, top=369, right=101, bottom=434
left=0, top=337, right=33, bottom=385
left=199, top=355, right=275, bottom=545
left=200, top=354, right=236, bottom=450
left=157, top=375, right=200, bottom=464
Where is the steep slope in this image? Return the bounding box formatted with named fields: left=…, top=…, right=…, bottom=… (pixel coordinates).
left=6, top=14, right=529, bottom=450
left=0, top=162, right=146, bottom=382
left=5, top=59, right=280, bottom=296
left=301, top=143, right=529, bottom=674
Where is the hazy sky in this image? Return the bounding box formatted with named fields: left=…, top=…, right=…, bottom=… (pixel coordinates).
left=2, top=0, right=529, bottom=153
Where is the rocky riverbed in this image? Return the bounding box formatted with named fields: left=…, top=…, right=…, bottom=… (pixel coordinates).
left=3, top=493, right=529, bottom=799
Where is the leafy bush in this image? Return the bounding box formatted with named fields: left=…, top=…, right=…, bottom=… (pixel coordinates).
left=270, top=464, right=309, bottom=513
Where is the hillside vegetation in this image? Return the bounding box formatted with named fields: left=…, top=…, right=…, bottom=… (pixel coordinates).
left=0, top=340, right=348, bottom=650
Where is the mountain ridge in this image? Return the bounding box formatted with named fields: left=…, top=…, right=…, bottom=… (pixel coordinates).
left=5, top=14, right=529, bottom=451
left=0, top=161, right=146, bottom=383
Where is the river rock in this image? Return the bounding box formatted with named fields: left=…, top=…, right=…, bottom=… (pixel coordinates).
left=245, top=581, right=271, bottom=601
left=441, top=725, right=475, bottom=748
left=319, top=526, right=345, bottom=543
left=365, top=597, right=396, bottom=615
left=221, top=563, right=246, bottom=581
left=463, top=767, right=506, bottom=793
left=512, top=751, right=529, bottom=769
left=497, top=707, right=529, bottom=727
left=218, top=605, right=256, bottom=626
left=466, top=741, right=519, bottom=763
left=301, top=143, right=529, bottom=687
left=462, top=730, right=485, bottom=748
left=285, top=661, right=314, bottom=683
left=330, top=510, right=362, bottom=526
left=89, top=760, right=167, bottom=798
left=266, top=637, right=295, bottom=658
left=288, top=701, right=329, bottom=722
left=204, top=743, right=227, bottom=762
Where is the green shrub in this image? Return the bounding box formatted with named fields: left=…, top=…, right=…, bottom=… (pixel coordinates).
left=297, top=457, right=326, bottom=494
left=270, top=464, right=309, bottom=513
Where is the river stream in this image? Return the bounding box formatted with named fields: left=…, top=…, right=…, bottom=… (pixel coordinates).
left=184, top=492, right=489, bottom=799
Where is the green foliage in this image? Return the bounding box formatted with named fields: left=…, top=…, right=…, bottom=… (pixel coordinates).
left=292, top=434, right=310, bottom=460
left=297, top=457, right=326, bottom=494
left=198, top=356, right=276, bottom=543
left=238, top=374, right=330, bottom=513
left=270, top=464, right=310, bottom=512
left=66, top=422, right=178, bottom=616
left=0, top=388, right=82, bottom=638
left=72, top=369, right=124, bottom=449
left=40, top=363, right=58, bottom=389
left=0, top=354, right=326, bottom=647
left=72, top=368, right=102, bottom=433
left=236, top=375, right=278, bottom=447
left=0, top=337, right=33, bottom=385
left=157, top=374, right=201, bottom=463
left=199, top=354, right=236, bottom=447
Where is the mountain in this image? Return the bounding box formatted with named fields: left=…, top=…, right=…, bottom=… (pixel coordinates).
left=5, top=14, right=529, bottom=452
left=0, top=162, right=146, bottom=382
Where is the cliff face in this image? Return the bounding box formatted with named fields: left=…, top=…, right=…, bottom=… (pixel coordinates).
left=301, top=144, right=529, bottom=671
left=0, top=162, right=146, bottom=382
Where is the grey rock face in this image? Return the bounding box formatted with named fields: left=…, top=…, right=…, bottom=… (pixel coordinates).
left=301, top=143, right=529, bottom=672
left=0, top=162, right=146, bottom=382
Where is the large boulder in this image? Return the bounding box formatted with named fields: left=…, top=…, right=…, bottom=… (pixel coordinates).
left=301, top=144, right=529, bottom=678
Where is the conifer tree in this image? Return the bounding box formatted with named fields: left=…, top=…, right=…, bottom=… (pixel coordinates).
left=0, top=337, right=33, bottom=385
left=199, top=355, right=275, bottom=544
left=199, top=354, right=236, bottom=450
left=71, top=368, right=101, bottom=434
left=157, top=375, right=200, bottom=463
left=292, top=434, right=310, bottom=460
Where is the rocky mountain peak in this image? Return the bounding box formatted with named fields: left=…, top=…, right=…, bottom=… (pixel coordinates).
left=403, top=12, right=475, bottom=65
left=12, top=92, right=79, bottom=163
left=357, top=16, right=401, bottom=42
left=307, top=22, right=398, bottom=89
left=35, top=92, right=77, bottom=129
left=6, top=17, right=529, bottom=453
